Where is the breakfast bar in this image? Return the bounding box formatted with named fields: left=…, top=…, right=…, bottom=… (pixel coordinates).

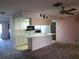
left=25, top=33, right=55, bottom=51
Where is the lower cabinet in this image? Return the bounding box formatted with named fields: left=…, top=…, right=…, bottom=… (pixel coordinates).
left=28, top=35, right=52, bottom=51
left=15, top=36, right=28, bottom=50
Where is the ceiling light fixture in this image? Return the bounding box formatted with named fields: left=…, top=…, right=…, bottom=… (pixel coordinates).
left=40, top=13, right=48, bottom=19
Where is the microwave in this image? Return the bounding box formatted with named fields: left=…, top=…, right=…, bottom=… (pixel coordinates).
left=26, top=26, right=35, bottom=31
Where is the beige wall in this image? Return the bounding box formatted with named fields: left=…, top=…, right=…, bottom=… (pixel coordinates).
left=55, top=15, right=79, bottom=44
left=31, top=18, right=52, bottom=25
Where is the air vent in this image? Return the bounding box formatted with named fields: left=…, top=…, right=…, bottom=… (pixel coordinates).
left=0, top=12, right=6, bottom=15
left=53, top=2, right=63, bottom=7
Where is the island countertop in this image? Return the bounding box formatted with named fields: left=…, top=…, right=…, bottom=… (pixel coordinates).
left=16, top=33, right=56, bottom=38
left=25, top=33, right=55, bottom=38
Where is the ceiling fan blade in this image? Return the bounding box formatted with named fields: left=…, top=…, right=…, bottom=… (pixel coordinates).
left=65, top=12, right=75, bottom=15
left=67, top=8, right=76, bottom=12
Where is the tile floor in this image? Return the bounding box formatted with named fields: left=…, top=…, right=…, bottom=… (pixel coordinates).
left=0, top=39, right=79, bottom=59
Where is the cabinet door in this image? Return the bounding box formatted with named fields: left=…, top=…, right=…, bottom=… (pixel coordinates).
left=15, top=36, right=28, bottom=46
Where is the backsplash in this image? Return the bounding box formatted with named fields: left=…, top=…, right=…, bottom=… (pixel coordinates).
left=35, top=25, right=51, bottom=33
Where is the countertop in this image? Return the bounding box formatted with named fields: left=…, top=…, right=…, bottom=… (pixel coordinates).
left=15, top=33, right=56, bottom=38
left=25, top=33, right=55, bottom=38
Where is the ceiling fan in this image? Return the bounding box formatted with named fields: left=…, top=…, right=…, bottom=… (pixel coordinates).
left=53, top=2, right=77, bottom=15
left=59, top=6, right=76, bottom=15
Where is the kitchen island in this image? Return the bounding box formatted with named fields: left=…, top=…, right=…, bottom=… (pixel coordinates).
left=25, top=33, right=55, bottom=51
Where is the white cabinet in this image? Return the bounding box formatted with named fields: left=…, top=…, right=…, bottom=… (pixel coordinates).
left=27, top=33, right=53, bottom=51
left=14, top=18, right=29, bottom=50
left=32, top=36, right=52, bottom=50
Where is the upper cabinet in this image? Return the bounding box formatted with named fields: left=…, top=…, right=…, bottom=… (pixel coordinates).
left=15, top=18, right=29, bottom=30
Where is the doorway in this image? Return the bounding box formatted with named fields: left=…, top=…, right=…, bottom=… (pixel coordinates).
left=51, top=22, right=56, bottom=40
left=0, top=24, right=2, bottom=39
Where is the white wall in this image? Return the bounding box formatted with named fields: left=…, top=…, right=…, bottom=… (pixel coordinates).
left=9, top=15, right=16, bottom=49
